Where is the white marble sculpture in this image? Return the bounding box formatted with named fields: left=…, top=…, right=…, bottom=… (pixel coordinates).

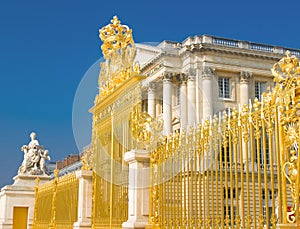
left=18, top=132, right=51, bottom=175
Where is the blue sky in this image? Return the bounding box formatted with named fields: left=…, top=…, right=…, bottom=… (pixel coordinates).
left=0, top=0, right=299, bottom=187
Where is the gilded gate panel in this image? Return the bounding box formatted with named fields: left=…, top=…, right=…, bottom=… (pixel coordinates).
left=91, top=16, right=145, bottom=229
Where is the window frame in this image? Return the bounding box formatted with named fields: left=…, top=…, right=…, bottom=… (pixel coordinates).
left=218, top=77, right=231, bottom=99
left=254, top=81, right=266, bottom=101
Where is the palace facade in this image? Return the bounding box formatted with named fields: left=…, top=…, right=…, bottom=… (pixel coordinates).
left=136, top=35, right=299, bottom=133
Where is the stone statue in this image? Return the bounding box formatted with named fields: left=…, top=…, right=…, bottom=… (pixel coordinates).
left=18, top=132, right=50, bottom=175
left=40, top=150, right=50, bottom=174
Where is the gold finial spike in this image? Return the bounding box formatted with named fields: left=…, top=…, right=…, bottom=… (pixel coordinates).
left=54, top=169, right=59, bottom=178
left=99, top=15, right=134, bottom=60
left=81, top=156, right=89, bottom=170
left=111, top=15, right=120, bottom=25
left=35, top=177, right=40, bottom=187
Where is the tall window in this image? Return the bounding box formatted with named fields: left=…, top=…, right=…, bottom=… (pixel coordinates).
left=218, top=77, right=231, bottom=99
left=255, top=81, right=266, bottom=100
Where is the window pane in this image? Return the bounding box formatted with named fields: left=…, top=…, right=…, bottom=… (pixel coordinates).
left=218, top=77, right=230, bottom=98
left=255, top=81, right=266, bottom=100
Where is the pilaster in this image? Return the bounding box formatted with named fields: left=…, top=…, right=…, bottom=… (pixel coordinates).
left=73, top=170, right=93, bottom=229
left=122, top=150, right=150, bottom=229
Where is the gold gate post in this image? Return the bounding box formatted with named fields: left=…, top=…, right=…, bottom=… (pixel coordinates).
left=273, top=51, right=300, bottom=229
left=49, top=169, right=59, bottom=229
left=122, top=149, right=151, bottom=229
left=32, top=177, right=40, bottom=229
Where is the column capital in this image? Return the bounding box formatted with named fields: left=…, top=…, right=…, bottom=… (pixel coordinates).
left=148, top=82, right=157, bottom=92
left=202, top=66, right=215, bottom=79
left=185, top=68, right=196, bottom=76
left=176, top=73, right=188, bottom=84
left=185, top=68, right=196, bottom=81
left=162, top=72, right=174, bottom=82
left=240, top=71, right=252, bottom=83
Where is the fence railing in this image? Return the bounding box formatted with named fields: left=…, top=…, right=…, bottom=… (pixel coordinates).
left=32, top=170, right=79, bottom=229
left=147, top=52, right=300, bottom=228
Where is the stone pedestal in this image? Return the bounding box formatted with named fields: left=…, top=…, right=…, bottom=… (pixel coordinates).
left=73, top=170, right=93, bottom=229
left=122, top=150, right=150, bottom=229
left=0, top=174, right=50, bottom=229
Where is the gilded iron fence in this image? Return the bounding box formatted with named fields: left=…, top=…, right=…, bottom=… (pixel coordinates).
left=32, top=178, right=53, bottom=229
left=33, top=170, right=79, bottom=229
left=92, top=172, right=128, bottom=229
left=149, top=52, right=300, bottom=228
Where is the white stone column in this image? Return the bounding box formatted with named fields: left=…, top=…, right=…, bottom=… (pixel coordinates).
left=73, top=170, right=93, bottom=229
left=240, top=71, right=251, bottom=106
left=240, top=71, right=252, bottom=164
left=202, top=66, right=214, bottom=120
left=162, top=73, right=173, bottom=135
left=147, top=82, right=156, bottom=118
left=178, top=74, right=188, bottom=130
left=187, top=70, right=196, bottom=126
left=122, top=150, right=150, bottom=229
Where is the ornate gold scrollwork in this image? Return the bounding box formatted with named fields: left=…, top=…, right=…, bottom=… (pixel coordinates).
left=129, top=103, right=164, bottom=149
left=96, top=16, right=141, bottom=103
left=271, top=51, right=300, bottom=224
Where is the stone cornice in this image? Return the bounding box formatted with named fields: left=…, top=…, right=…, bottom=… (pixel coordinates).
left=140, top=35, right=300, bottom=77
left=181, top=44, right=282, bottom=61
left=141, top=52, right=180, bottom=73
